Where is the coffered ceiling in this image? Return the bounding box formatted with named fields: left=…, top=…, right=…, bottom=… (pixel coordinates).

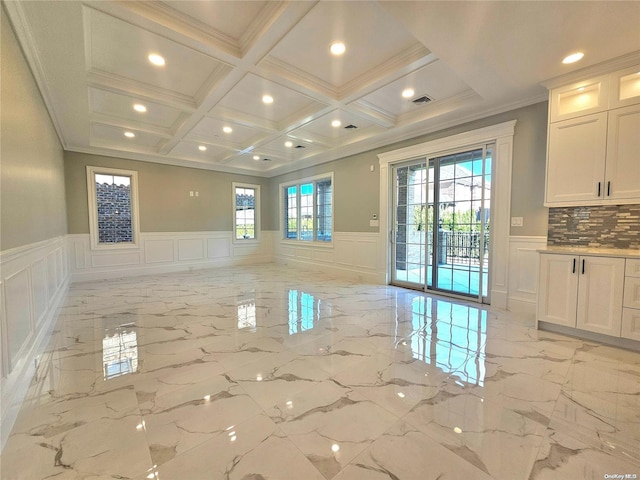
left=5, top=1, right=640, bottom=177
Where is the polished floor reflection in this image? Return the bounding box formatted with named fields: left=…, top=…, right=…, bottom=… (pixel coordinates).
left=1, top=264, right=639, bottom=479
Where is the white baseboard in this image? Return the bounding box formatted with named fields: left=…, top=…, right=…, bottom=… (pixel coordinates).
left=539, top=321, right=640, bottom=351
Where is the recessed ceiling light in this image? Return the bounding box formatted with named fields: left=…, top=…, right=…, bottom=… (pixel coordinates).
left=148, top=53, right=165, bottom=66
left=562, top=52, right=584, bottom=64
left=331, top=119, right=341, bottom=128
left=253, top=155, right=260, bottom=160
left=223, top=126, right=233, bottom=133
left=330, top=42, right=346, bottom=56
left=124, top=131, right=135, bottom=138
left=262, top=94, right=274, bottom=104
left=198, top=145, right=207, bottom=151
left=402, top=88, right=415, bottom=99
left=284, top=141, right=293, bottom=148
left=133, top=103, right=147, bottom=113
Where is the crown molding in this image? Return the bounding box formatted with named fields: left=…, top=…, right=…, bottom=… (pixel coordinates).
left=542, top=50, right=640, bottom=90
left=3, top=1, right=68, bottom=149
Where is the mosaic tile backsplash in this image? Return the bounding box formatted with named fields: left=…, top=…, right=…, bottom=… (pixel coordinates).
left=547, top=204, right=640, bottom=249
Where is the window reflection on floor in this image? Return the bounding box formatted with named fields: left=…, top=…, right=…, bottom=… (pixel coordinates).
left=102, top=324, right=138, bottom=380
left=405, top=296, right=487, bottom=386
left=288, top=290, right=317, bottom=335
left=237, top=300, right=257, bottom=331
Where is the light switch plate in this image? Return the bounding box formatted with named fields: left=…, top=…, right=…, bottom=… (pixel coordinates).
left=511, top=216, right=523, bottom=227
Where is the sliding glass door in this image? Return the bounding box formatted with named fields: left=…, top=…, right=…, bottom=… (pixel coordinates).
left=391, top=145, right=493, bottom=302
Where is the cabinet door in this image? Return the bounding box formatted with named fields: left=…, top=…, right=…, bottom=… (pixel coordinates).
left=609, top=66, right=640, bottom=109
left=621, top=308, right=640, bottom=341
left=605, top=105, right=640, bottom=201
left=545, top=113, right=608, bottom=205
left=624, top=277, right=640, bottom=310
left=549, top=75, right=609, bottom=122
left=538, top=254, right=578, bottom=327
left=576, top=256, right=625, bottom=336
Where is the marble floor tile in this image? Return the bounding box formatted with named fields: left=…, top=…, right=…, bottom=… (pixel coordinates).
left=2, top=264, right=639, bottom=480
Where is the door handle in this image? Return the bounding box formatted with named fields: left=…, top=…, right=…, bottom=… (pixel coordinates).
left=597, top=182, right=601, bottom=197
left=582, top=259, right=585, bottom=275
left=572, top=258, right=576, bottom=274
left=607, top=181, right=611, bottom=197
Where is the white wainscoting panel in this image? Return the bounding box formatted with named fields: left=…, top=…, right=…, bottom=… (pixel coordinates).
left=273, top=232, right=385, bottom=283
left=91, top=251, right=141, bottom=268
left=68, top=231, right=273, bottom=282
left=1, top=236, right=69, bottom=450
left=178, top=238, right=205, bottom=261
left=507, top=236, right=547, bottom=315
left=208, top=238, right=230, bottom=258
left=4, top=268, right=32, bottom=368
left=145, top=239, right=175, bottom=264
left=31, top=258, right=48, bottom=326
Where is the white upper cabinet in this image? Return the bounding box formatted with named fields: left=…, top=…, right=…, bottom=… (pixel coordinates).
left=610, top=66, right=640, bottom=109
left=545, top=64, right=640, bottom=207
left=546, top=113, right=607, bottom=204
left=605, top=104, right=640, bottom=201
left=549, top=75, right=609, bottom=122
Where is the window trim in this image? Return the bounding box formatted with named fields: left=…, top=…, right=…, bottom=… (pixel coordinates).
left=232, top=182, right=260, bottom=244
left=279, top=172, right=334, bottom=245
left=86, top=166, right=140, bottom=251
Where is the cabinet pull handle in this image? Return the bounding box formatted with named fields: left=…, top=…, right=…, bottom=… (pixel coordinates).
left=597, top=182, right=601, bottom=197
left=572, top=258, right=576, bottom=274
left=582, top=259, right=585, bottom=274
left=607, top=181, right=611, bottom=196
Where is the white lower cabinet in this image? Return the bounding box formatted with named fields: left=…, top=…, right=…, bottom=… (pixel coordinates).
left=538, top=253, right=626, bottom=338
left=538, top=254, right=579, bottom=327
left=622, top=308, right=640, bottom=341
left=575, top=256, right=625, bottom=336
left=622, top=261, right=640, bottom=341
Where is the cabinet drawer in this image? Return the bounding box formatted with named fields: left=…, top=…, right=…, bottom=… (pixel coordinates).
left=622, top=308, right=640, bottom=341
left=626, top=259, right=640, bottom=277
left=624, top=276, right=640, bottom=309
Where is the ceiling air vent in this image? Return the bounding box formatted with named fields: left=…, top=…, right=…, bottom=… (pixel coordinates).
left=263, top=158, right=272, bottom=162
left=344, top=124, right=358, bottom=129
left=412, top=95, right=432, bottom=105
left=295, top=145, right=306, bottom=149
